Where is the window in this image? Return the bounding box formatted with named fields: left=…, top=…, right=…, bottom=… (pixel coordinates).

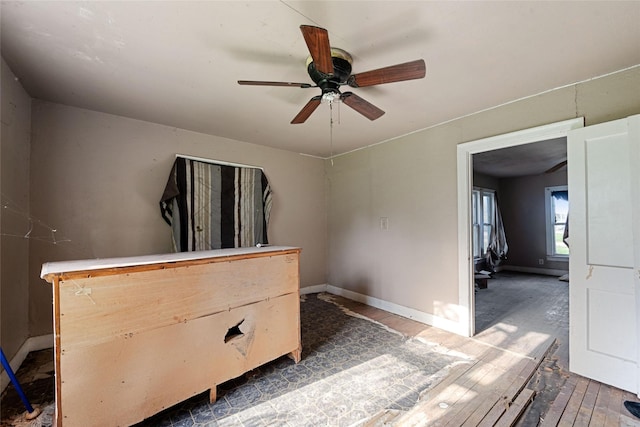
left=545, top=185, right=569, bottom=259
left=472, top=188, right=495, bottom=259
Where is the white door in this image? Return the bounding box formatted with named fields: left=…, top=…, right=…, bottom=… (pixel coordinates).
left=568, top=115, right=640, bottom=393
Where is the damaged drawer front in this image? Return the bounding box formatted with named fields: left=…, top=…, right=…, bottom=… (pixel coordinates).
left=59, top=293, right=299, bottom=426
left=41, top=246, right=302, bottom=427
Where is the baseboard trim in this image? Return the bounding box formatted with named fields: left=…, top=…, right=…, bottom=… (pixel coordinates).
left=500, top=265, right=568, bottom=276
left=325, top=285, right=467, bottom=336
left=300, top=284, right=328, bottom=295
left=1, top=334, right=54, bottom=393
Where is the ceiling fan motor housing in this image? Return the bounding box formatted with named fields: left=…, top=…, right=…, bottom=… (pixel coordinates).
left=306, top=48, right=353, bottom=94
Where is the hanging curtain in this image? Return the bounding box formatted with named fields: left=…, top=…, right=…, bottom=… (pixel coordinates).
left=553, top=190, right=569, bottom=248
left=159, top=157, right=272, bottom=252
left=563, top=212, right=569, bottom=247
left=485, top=196, right=508, bottom=271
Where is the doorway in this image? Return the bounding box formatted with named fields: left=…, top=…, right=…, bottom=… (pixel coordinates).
left=456, top=118, right=584, bottom=338
left=471, top=141, right=570, bottom=333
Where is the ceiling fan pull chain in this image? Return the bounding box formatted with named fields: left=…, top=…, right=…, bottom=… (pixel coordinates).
left=330, top=100, right=334, bottom=166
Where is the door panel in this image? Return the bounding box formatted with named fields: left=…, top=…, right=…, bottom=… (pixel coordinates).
left=585, top=133, right=634, bottom=268
left=588, top=286, right=635, bottom=361
left=569, top=117, right=638, bottom=393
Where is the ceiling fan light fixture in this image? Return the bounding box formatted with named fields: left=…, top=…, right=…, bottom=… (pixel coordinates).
left=321, top=91, right=341, bottom=104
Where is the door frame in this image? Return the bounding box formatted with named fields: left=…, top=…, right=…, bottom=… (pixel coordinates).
left=456, top=117, right=584, bottom=337
left=631, top=116, right=640, bottom=395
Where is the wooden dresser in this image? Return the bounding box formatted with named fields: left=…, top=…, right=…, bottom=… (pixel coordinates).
left=41, top=246, right=301, bottom=427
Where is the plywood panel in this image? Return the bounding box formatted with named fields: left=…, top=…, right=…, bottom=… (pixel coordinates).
left=58, top=252, right=299, bottom=350
left=59, top=292, right=300, bottom=427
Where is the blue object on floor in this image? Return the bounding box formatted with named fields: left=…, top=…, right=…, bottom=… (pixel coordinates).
left=1, top=347, right=36, bottom=414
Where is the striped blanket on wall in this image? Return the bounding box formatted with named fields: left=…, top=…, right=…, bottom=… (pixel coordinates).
left=159, top=157, right=272, bottom=251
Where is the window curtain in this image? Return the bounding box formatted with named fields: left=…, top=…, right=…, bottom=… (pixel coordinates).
left=159, top=157, right=272, bottom=252
left=563, top=213, right=570, bottom=247
left=553, top=190, right=569, bottom=248
left=484, top=196, right=508, bottom=271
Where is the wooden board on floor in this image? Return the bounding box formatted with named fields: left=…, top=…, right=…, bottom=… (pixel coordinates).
left=591, top=381, right=612, bottom=426
left=476, top=358, right=546, bottom=427
left=386, top=336, right=554, bottom=427
left=540, top=372, right=640, bottom=427
left=494, top=388, right=535, bottom=427
left=557, top=376, right=591, bottom=427
left=540, top=374, right=578, bottom=426
left=573, top=380, right=601, bottom=425
left=459, top=358, right=534, bottom=427
left=603, top=386, right=624, bottom=426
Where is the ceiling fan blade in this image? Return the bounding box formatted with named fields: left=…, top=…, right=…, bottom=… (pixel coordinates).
left=291, top=96, right=322, bottom=124
left=340, top=92, right=385, bottom=121
left=300, top=25, right=334, bottom=75
left=545, top=160, right=567, bottom=174
left=348, top=59, right=426, bottom=88
left=238, top=80, right=313, bottom=88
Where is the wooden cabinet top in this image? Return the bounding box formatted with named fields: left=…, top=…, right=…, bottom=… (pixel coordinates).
left=41, top=246, right=301, bottom=282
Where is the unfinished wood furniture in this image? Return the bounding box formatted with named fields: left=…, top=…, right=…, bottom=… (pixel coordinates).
left=41, top=246, right=302, bottom=427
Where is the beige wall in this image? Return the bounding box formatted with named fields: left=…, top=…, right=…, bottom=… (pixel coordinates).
left=473, top=172, right=499, bottom=191
left=29, top=101, right=327, bottom=336
left=499, top=170, right=568, bottom=271
left=1, top=59, right=32, bottom=359
left=6, top=62, right=640, bottom=342
left=326, top=66, right=640, bottom=326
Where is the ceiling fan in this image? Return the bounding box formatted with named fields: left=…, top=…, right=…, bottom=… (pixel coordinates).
left=238, top=25, right=426, bottom=124
left=545, top=160, right=567, bottom=174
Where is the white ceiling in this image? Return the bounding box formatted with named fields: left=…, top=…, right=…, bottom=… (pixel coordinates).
left=1, top=1, right=639, bottom=158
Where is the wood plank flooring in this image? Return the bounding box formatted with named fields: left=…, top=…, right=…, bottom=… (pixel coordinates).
left=324, top=293, right=640, bottom=427
left=540, top=374, right=640, bottom=427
